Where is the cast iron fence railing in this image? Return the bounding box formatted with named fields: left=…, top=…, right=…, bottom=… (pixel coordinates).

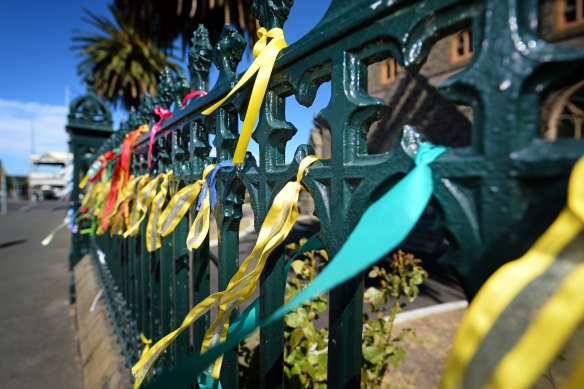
left=69, top=0, right=584, bottom=387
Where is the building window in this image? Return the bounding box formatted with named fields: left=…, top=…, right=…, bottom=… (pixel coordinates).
left=450, top=29, right=474, bottom=64
left=379, top=57, right=401, bottom=85
left=543, top=80, right=584, bottom=140
left=556, top=0, right=584, bottom=30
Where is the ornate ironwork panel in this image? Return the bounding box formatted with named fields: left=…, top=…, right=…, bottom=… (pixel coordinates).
left=72, top=0, right=584, bottom=387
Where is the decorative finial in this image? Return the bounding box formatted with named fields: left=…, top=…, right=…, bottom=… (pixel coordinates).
left=84, top=69, right=96, bottom=93
left=174, top=72, right=190, bottom=109
left=251, top=0, right=294, bottom=29
left=213, top=25, right=246, bottom=84
left=126, top=107, right=138, bottom=134
left=188, top=25, right=213, bottom=91
left=155, top=67, right=176, bottom=109
left=68, top=70, right=113, bottom=129
left=137, top=92, right=155, bottom=125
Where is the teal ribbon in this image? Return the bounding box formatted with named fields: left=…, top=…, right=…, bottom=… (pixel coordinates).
left=280, top=142, right=446, bottom=312
left=197, top=234, right=324, bottom=388
left=144, top=142, right=447, bottom=389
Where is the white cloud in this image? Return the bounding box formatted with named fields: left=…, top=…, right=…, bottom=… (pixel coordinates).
left=0, top=99, right=68, bottom=176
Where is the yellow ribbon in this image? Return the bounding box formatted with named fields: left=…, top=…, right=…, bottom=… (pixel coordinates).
left=41, top=217, right=70, bottom=246
left=202, top=27, right=287, bottom=164
left=80, top=180, right=101, bottom=211
left=94, top=180, right=111, bottom=236
left=79, top=173, right=91, bottom=190
left=186, top=182, right=211, bottom=250
left=157, top=164, right=215, bottom=238
left=146, top=170, right=173, bottom=252
left=109, top=214, right=123, bottom=237
left=131, top=155, right=320, bottom=388
left=123, top=174, right=163, bottom=238
left=105, top=175, right=135, bottom=236
left=125, top=175, right=152, bottom=237
left=140, top=333, right=152, bottom=357
left=107, top=174, right=149, bottom=236
left=122, top=174, right=149, bottom=230
left=441, top=156, right=584, bottom=389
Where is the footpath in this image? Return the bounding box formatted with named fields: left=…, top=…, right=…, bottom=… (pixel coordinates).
left=0, top=200, right=82, bottom=389
left=0, top=199, right=467, bottom=388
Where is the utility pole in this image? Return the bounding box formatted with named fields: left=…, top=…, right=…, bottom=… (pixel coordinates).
left=1, top=160, right=7, bottom=215
left=31, top=120, right=35, bottom=156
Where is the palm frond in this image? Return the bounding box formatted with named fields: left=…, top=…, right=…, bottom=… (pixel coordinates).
left=71, top=5, right=181, bottom=110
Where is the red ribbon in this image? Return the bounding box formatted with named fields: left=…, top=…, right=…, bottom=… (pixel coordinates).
left=102, top=161, right=122, bottom=231
left=148, top=107, right=173, bottom=169
left=102, top=126, right=147, bottom=230
left=182, top=90, right=207, bottom=107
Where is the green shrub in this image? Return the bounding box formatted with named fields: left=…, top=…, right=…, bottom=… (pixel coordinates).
left=239, top=241, right=428, bottom=389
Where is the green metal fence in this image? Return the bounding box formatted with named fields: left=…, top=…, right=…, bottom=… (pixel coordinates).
left=69, top=0, right=584, bottom=387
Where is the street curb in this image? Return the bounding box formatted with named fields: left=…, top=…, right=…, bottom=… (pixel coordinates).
left=393, top=300, right=468, bottom=324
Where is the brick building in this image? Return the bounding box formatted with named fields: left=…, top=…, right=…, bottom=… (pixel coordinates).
left=539, top=0, right=584, bottom=139
left=305, top=1, right=584, bottom=259
left=309, top=0, right=584, bottom=156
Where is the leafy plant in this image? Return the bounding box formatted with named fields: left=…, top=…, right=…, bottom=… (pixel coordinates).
left=282, top=239, right=329, bottom=389
left=361, top=250, right=428, bottom=388
left=238, top=243, right=428, bottom=389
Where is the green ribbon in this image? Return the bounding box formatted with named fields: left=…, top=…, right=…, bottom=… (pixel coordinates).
left=144, top=142, right=447, bottom=388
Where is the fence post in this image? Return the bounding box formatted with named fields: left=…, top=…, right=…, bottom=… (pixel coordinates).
left=66, top=72, right=113, bottom=269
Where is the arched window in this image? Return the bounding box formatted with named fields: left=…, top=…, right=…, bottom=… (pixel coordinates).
left=543, top=80, right=584, bottom=140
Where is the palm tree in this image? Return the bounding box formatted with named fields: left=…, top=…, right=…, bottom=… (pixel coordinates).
left=72, top=5, right=181, bottom=110
left=113, top=0, right=258, bottom=54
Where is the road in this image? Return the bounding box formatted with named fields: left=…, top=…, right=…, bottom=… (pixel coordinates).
left=0, top=199, right=82, bottom=389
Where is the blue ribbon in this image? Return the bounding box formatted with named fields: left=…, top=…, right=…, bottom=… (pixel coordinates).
left=144, top=142, right=448, bottom=389
left=68, top=208, right=75, bottom=231
left=198, top=160, right=235, bottom=210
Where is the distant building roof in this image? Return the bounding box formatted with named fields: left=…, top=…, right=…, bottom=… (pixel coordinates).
left=29, top=152, right=73, bottom=165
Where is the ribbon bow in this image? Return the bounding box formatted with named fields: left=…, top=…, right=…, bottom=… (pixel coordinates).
left=148, top=107, right=173, bottom=168
left=253, top=27, right=282, bottom=56
left=202, top=27, right=287, bottom=164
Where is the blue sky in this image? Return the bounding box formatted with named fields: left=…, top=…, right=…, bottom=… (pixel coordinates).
left=0, top=1, right=332, bottom=176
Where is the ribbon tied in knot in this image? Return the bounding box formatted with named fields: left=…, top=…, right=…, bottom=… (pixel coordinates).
left=202, top=27, right=287, bottom=164
left=253, top=27, right=285, bottom=57
left=149, top=107, right=173, bottom=168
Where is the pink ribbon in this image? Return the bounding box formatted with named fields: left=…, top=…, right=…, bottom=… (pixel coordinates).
left=148, top=107, right=172, bottom=168
left=146, top=91, right=207, bottom=169
left=182, top=90, right=207, bottom=107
